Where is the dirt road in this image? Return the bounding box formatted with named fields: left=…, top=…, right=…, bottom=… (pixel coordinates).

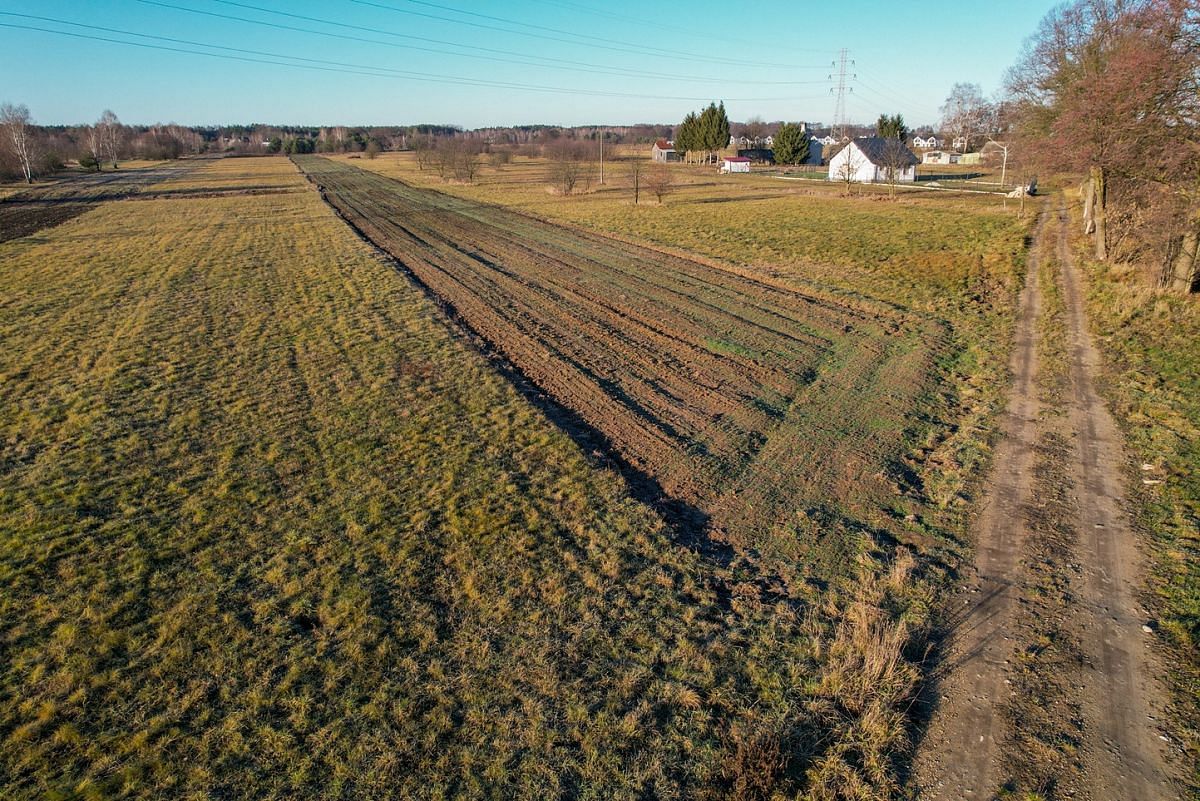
left=913, top=199, right=1177, bottom=799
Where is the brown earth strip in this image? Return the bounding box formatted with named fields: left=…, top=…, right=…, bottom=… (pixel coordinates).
left=1054, top=200, right=1176, bottom=800
left=0, top=160, right=204, bottom=243
left=293, top=155, right=943, bottom=583
left=912, top=206, right=1047, bottom=800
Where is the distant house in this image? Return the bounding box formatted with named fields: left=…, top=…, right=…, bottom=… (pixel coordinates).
left=922, top=150, right=959, bottom=165
left=652, top=139, right=680, bottom=162
left=720, top=156, right=752, bottom=174
left=912, top=135, right=941, bottom=149
left=827, top=137, right=918, bottom=183
left=810, top=133, right=839, bottom=147
left=951, top=135, right=969, bottom=151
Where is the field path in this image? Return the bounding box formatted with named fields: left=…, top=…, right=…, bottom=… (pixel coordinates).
left=913, top=200, right=1177, bottom=799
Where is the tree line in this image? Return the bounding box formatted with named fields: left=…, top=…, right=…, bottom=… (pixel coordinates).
left=1007, top=0, right=1199, bottom=292
left=672, top=102, right=731, bottom=164
left=0, top=106, right=207, bottom=182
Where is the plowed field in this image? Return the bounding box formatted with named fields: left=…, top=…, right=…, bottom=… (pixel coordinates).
left=295, top=155, right=942, bottom=573
left=0, top=161, right=201, bottom=242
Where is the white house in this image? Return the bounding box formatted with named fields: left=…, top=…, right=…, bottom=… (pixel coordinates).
left=827, top=137, right=918, bottom=183
left=719, top=156, right=751, bottom=173
left=951, top=135, right=969, bottom=151
left=912, top=135, right=941, bottom=149
left=922, top=150, right=959, bottom=165
left=811, top=133, right=838, bottom=146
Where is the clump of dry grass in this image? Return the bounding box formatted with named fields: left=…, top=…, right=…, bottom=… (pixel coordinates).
left=804, top=550, right=930, bottom=800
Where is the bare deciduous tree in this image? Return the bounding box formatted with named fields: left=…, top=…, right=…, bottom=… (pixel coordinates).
left=1, top=103, right=36, bottom=183
left=547, top=139, right=592, bottom=195
left=627, top=157, right=645, bottom=205
left=830, top=142, right=865, bottom=195
left=940, top=83, right=987, bottom=153
left=879, top=138, right=913, bottom=199
left=741, top=115, right=767, bottom=145
left=489, top=148, right=512, bottom=169
left=412, top=135, right=435, bottom=171
left=1008, top=0, right=1199, bottom=284
left=97, top=109, right=123, bottom=169
left=646, top=163, right=673, bottom=203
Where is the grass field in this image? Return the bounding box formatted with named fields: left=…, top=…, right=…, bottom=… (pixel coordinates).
left=291, top=154, right=1037, bottom=793
left=0, top=156, right=947, bottom=799
left=1067, top=193, right=1200, bottom=786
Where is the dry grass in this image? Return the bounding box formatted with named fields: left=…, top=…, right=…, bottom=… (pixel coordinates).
left=300, top=153, right=1032, bottom=797
left=0, top=157, right=953, bottom=799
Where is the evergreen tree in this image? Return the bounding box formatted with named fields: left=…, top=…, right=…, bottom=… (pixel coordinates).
left=696, top=102, right=731, bottom=163
left=676, top=102, right=731, bottom=163
left=674, top=112, right=698, bottom=161
left=876, top=113, right=907, bottom=140
left=773, top=122, right=811, bottom=165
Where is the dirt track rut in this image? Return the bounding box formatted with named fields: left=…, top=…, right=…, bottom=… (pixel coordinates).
left=913, top=200, right=1177, bottom=799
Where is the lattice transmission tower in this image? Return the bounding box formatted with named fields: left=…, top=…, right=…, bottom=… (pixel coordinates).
left=829, top=49, right=855, bottom=140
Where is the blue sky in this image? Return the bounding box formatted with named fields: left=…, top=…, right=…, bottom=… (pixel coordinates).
left=0, top=0, right=1053, bottom=128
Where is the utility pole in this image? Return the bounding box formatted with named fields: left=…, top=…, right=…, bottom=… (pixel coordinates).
left=829, top=49, right=854, bottom=140
left=599, top=127, right=605, bottom=185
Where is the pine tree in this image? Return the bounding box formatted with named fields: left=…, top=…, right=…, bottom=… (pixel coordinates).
left=773, top=122, right=811, bottom=165
left=876, top=113, right=907, bottom=140
left=675, top=112, right=698, bottom=162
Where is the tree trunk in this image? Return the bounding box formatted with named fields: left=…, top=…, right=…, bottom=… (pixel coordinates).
left=1082, top=178, right=1096, bottom=235
left=1171, top=225, right=1199, bottom=293
left=1092, top=165, right=1108, bottom=261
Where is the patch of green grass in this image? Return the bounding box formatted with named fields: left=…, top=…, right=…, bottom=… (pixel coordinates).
left=702, top=336, right=756, bottom=360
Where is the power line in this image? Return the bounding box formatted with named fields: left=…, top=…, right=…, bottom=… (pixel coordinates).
left=0, top=19, right=832, bottom=104
left=341, top=0, right=817, bottom=70
left=135, top=0, right=827, bottom=86
left=521, top=0, right=826, bottom=56
left=853, top=71, right=933, bottom=116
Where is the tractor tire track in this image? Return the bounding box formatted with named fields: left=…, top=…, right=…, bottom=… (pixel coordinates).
left=912, top=206, right=1047, bottom=801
